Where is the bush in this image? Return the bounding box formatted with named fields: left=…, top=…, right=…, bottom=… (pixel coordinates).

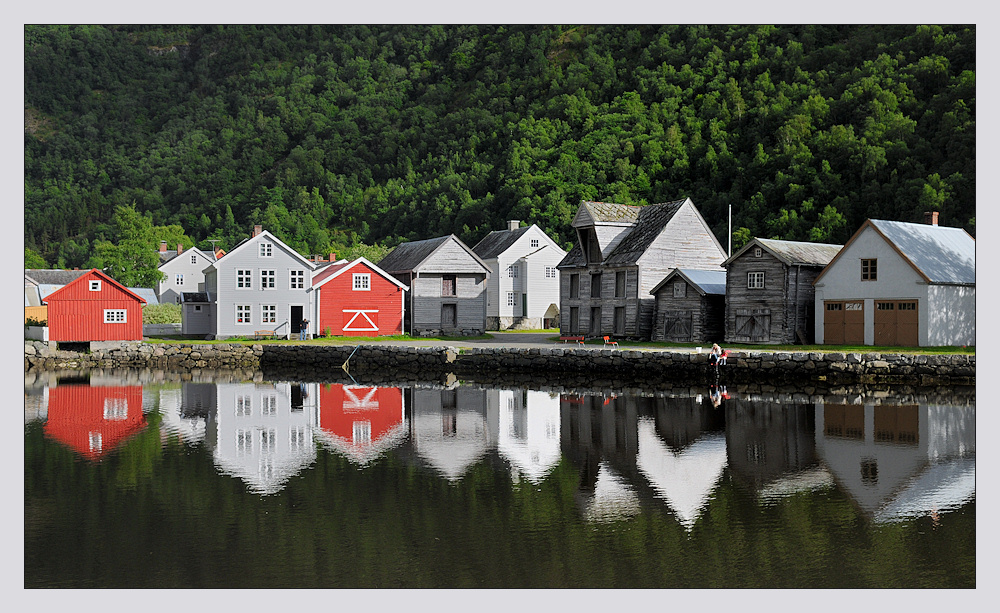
left=25, top=317, right=47, bottom=327
left=143, top=303, right=182, bottom=324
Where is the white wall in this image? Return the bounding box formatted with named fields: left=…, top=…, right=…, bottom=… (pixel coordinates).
left=927, top=285, right=976, bottom=346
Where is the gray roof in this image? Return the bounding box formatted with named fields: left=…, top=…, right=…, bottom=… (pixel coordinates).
left=650, top=268, right=727, bottom=296
left=377, top=235, right=453, bottom=273
left=753, top=238, right=843, bottom=267
left=182, top=292, right=210, bottom=303
left=130, top=287, right=159, bottom=305
left=159, top=248, right=215, bottom=266
left=870, top=219, right=975, bottom=284
left=557, top=243, right=585, bottom=268
left=604, top=200, right=687, bottom=266
left=573, top=201, right=642, bottom=226
left=24, top=269, right=89, bottom=285
left=472, top=226, right=531, bottom=260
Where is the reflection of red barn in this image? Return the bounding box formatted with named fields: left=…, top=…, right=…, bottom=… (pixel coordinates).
left=316, top=384, right=407, bottom=464
left=43, top=269, right=146, bottom=341
left=312, top=258, right=408, bottom=337
left=43, top=385, right=147, bottom=461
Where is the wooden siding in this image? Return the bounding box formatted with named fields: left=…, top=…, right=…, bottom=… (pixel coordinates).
left=316, top=262, right=404, bottom=337
left=45, top=271, right=145, bottom=342
left=411, top=273, right=486, bottom=333
left=417, top=240, right=490, bottom=274
left=25, top=305, right=47, bottom=323
left=652, top=280, right=725, bottom=343
left=636, top=203, right=727, bottom=294
left=725, top=251, right=822, bottom=344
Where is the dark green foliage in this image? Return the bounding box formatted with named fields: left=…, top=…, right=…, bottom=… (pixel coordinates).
left=25, top=25, right=975, bottom=268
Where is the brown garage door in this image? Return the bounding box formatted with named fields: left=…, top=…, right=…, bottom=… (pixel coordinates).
left=874, top=300, right=919, bottom=346
left=824, top=301, right=864, bottom=345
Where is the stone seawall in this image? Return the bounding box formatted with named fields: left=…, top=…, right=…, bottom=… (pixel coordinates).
left=24, top=340, right=975, bottom=386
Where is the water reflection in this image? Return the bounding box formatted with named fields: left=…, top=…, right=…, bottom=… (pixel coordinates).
left=43, top=383, right=147, bottom=461
left=315, top=383, right=407, bottom=465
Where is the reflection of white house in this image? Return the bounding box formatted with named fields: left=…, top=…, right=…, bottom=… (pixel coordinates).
left=209, top=382, right=318, bottom=495
left=814, top=402, right=975, bottom=523
left=409, top=387, right=494, bottom=482
left=495, top=389, right=562, bottom=483
left=636, top=417, right=727, bottom=529
left=580, top=462, right=642, bottom=523
left=156, top=386, right=207, bottom=445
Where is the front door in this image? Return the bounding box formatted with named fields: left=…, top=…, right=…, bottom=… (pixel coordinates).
left=441, top=303, right=457, bottom=329
left=291, top=305, right=303, bottom=334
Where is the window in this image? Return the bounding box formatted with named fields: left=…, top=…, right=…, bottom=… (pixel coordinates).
left=442, top=275, right=456, bottom=296
left=615, top=271, right=626, bottom=298
left=877, top=302, right=895, bottom=311
left=748, top=272, right=765, bottom=289
left=290, top=427, right=307, bottom=452
left=353, top=421, right=372, bottom=444
left=194, top=305, right=202, bottom=312
left=236, top=396, right=251, bottom=416
left=260, top=269, right=275, bottom=289
left=353, top=273, right=371, bottom=290
left=569, top=274, right=579, bottom=298
left=508, top=264, right=519, bottom=278
left=89, top=280, right=101, bottom=292
left=103, top=309, right=127, bottom=323
left=846, top=302, right=863, bottom=311
left=673, top=281, right=686, bottom=298
left=89, top=432, right=102, bottom=453
left=260, top=429, right=276, bottom=454
left=507, top=292, right=516, bottom=306
left=236, top=430, right=252, bottom=454
left=103, top=398, right=128, bottom=420
left=237, top=269, right=252, bottom=289
left=175, top=297, right=181, bottom=304
left=754, top=247, right=762, bottom=258
left=261, top=305, right=276, bottom=324
left=591, top=273, right=602, bottom=298
left=261, top=395, right=277, bottom=416
left=530, top=239, right=539, bottom=248
left=290, top=270, right=304, bottom=289
left=899, top=302, right=916, bottom=311
left=175, top=273, right=184, bottom=285
left=190, top=254, right=197, bottom=264
left=259, top=243, right=273, bottom=257
left=862, top=259, right=878, bottom=281
left=826, top=303, right=843, bottom=311
left=545, top=266, right=557, bottom=278
left=236, top=305, right=251, bottom=324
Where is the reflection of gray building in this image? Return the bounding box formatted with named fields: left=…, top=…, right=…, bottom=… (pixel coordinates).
left=157, top=386, right=207, bottom=445
left=724, top=400, right=820, bottom=494
left=207, top=382, right=319, bottom=495
left=493, top=389, right=562, bottom=484
left=815, top=402, right=975, bottom=523
left=409, top=387, right=495, bottom=481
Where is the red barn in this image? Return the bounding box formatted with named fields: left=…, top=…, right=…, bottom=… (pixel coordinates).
left=315, top=383, right=407, bottom=464
left=44, top=384, right=147, bottom=461
left=312, top=257, right=408, bottom=337
left=42, top=269, right=147, bottom=342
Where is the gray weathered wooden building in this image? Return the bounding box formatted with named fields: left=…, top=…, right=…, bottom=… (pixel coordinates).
left=650, top=268, right=726, bottom=343
left=378, top=234, right=490, bottom=336
left=557, top=199, right=727, bottom=339
left=723, top=238, right=842, bottom=344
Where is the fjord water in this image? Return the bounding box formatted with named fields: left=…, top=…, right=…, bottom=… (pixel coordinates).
left=24, top=374, right=975, bottom=588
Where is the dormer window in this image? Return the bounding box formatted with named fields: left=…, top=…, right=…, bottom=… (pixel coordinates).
left=89, top=280, right=102, bottom=292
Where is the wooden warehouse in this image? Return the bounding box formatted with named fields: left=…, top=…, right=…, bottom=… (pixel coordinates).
left=42, top=269, right=147, bottom=342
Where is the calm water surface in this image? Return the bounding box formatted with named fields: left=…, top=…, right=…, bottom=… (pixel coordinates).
left=24, top=371, right=975, bottom=588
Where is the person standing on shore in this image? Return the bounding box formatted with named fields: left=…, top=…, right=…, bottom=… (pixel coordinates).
left=300, top=318, right=309, bottom=341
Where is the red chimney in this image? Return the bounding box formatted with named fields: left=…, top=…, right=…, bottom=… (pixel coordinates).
left=159, top=241, right=167, bottom=253
left=924, top=211, right=939, bottom=226
left=330, top=252, right=337, bottom=262
left=177, top=243, right=183, bottom=255
left=253, top=225, right=263, bottom=237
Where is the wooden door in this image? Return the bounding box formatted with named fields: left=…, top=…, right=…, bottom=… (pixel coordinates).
left=441, top=303, right=457, bottom=329
left=569, top=307, right=579, bottom=335
left=824, top=301, right=864, bottom=345
left=823, top=302, right=844, bottom=344
left=874, top=301, right=896, bottom=345
left=734, top=308, right=771, bottom=342
left=664, top=310, right=693, bottom=342
left=897, top=301, right=918, bottom=346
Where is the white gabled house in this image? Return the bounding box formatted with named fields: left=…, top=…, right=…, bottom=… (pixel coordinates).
left=157, top=242, right=218, bottom=304
left=199, top=226, right=318, bottom=339
left=472, top=220, right=567, bottom=330
left=812, top=213, right=975, bottom=347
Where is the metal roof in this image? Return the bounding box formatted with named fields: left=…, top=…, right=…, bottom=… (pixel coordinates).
left=24, top=269, right=89, bottom=285
left=130, top=287, right=159, bottom=305
left=377, top=235, right=453, bottom=273
left=870, top=219, right=975, bottom=284
left=650, top=268, right=727, bottom=296
left=472, top=226, right=531, bottom=260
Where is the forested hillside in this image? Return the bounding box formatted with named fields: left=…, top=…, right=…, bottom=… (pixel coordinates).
left=24, top=24, right=975, bottom=271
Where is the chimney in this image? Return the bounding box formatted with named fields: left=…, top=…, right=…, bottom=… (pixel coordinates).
left=924, top=211, right=939, bottom=226
left=177, top=243, right=183, bottom=255
left=159, top=241, right=167, bottom=253
left=330, top=252, right=337, bottom=262
left=508, top=220, right=520, bottom=231
left=253, top=225, right=263, bottom=237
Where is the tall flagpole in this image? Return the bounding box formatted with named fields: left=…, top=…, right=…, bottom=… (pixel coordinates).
left=728, top=204, right=732, bottom=257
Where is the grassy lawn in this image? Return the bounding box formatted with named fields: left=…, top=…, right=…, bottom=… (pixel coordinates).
left=146, top=333, right=496, bottom=345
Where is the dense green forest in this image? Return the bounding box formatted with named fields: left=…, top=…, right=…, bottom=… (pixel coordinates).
left=24, top=24, right=975, bottom=273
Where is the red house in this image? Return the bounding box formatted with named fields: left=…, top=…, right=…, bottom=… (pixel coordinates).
left=42, top=269, right=147, bottom=342
left=312, top=257, right=408, bottom=337
left=315, top=383, right=407, bottom=465
left=44, top=384, right=147, bottom=461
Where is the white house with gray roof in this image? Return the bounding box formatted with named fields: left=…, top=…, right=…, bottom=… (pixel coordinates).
left=157, top=243, right=218, bottom=305
left=813, top=214, right=975, bottom=347
left=472, top=221, right=567, bottom=330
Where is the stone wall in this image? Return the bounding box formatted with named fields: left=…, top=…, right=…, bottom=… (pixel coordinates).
left=24, top=341, right=975, bottom=386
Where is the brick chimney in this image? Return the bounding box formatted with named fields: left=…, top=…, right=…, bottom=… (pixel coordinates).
left=159, top=240, right=167, bottom=253
left=508, top=220, right=520, bottom=231
left=177, top=243, right=183, bottom=255
left=253, top=225, right=263, bottom=237
left=924, top=211, right=939, bottom=226
left=330, top=252, right=337, bottom=262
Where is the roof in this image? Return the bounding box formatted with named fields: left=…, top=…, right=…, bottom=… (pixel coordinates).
left=182, top=292, right=210, bottom=303
left=572, top=201, right=642, bottom=227
left=129, top=287, right=159, bottom=305
left=557, top=243, right=586, bottom=268
left=209, top=230, right=316, bottom=270
left=24, top=269, right=89, bottom=286
left=312, top=257, right=409, bottom=290
left=604, top=200, right=687, bottom=266
left=725, top=238, right=843, bottom=268
left=869, top=219, right=975, bottom=284
left=42, top=269, right=147, bottom=304
left=377, top=235, right=489, bottom=274
left=650, top=268, right=727, bottom=296
left=158, top=248, right=216, bottom=267
left=472, top=226, right=532, bottom=260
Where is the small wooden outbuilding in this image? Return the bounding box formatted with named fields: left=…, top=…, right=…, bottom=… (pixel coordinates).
left=42, top=269, right=147, bottom=342
left=312, top=257, right=409, bottom=337
left=649, top=268, right=726, bottom=343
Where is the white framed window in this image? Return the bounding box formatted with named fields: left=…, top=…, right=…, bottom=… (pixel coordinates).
left=259, top=242, right=273, bottom=257
left=261, top=395, right=277, bottom=416
left=89, top=432, right=102, bottom=453
left=290, top=427, right=307, bottom=452
left=290, top=269, right=304, bottom=289
left=507, top=292, right=516, bottom=306
left=237, top=269, right=252, bottom=289
left=236, top=305, right=251, bottom=324
left=754, top=247, right=762, bottom=258
left=261, top=305, right=276, bottom=324
left=353, top=421, right=372, bottom=444
left=260, top=429, right=276, bottom=454
left=353, top=273, right=371, bottom=291
left=260, top=269, right=275, bottom=289
left=530, top=239, right=539, bottom=248
left=190, top=254, right=197, bottom=264
left=89, top=280, right=102, bottom=292
left=103, top=309, right=127, bottom=323
left=236, top=429, right=252, bottom=454
left=508, top=264, right=519, bottom=278
left=175, top=273, right=184, bottom=285
left=545, top=266, right=557, bottom=278
left=103, top=398, right=128, bottom=420
left=748, top=271, right=765, bottom=289
left=236, top=395, right=251, bottom=416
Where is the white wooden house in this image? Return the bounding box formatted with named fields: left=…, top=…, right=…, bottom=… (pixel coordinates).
left=472, top=220, right=567, bottom=330
left=157, top=242, right=218, bottom=305
left=812, top=214, right=975, bottom=346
